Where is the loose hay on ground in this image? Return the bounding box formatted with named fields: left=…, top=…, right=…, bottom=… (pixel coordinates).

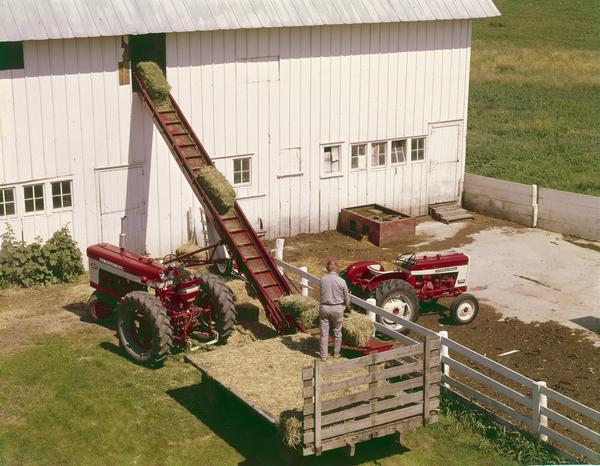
left=135, top=61, right=171, bottom=107
left=196, top=166, right=236, bottom=215
left=175, top=242, right=206, bottom=261
left=278, top=295, right=319, bottom=329
left=225, top=325, right=258, bottom=347
left=342, top=311, right=374, bottom=347
left=186, top=334, right=370, bottom=448
left=226, top=279, right=262, bottom=319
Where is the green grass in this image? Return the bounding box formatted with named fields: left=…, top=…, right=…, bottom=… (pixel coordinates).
left=0, top=329, right=519, bottom=466
left=467, top=0, right=600, bottom=195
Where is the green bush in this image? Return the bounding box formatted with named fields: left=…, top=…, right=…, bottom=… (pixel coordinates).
left=0, top=224, right=84, bottom=288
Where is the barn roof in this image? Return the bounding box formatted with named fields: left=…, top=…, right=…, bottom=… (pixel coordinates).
left=0, top=0, right=500, bottom=42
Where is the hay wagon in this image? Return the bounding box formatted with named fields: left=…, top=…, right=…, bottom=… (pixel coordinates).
left=185, top=333, right=441, bottom=458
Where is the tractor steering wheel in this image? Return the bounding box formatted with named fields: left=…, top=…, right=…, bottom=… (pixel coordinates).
left=395, top=252, right=417, bottom=269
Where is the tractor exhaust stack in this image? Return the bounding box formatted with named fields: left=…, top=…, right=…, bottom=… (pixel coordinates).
left=119, top=215, right=127, bottom=251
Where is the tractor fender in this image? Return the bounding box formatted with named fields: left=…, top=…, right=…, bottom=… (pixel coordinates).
left=341, top=259, right=381, bottom=284
left=365, top=271, right=414, bottom=293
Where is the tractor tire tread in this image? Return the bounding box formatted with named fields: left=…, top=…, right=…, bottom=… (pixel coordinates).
left=198, top=272, right=237, bottom=341
left=117, top=291, right=174, bottom=365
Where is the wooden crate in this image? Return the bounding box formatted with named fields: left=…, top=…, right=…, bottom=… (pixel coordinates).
left=301, top=335, right=441, bottom=456
left=339, top=204, right=416, bottom=246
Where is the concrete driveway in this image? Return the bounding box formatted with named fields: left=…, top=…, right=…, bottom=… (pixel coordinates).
left=417, top=220, right=600, bottom=343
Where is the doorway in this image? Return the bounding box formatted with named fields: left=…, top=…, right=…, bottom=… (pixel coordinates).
left=427, top=121, right=462, bottom=205
left=129, top=33, right=166, bottom=91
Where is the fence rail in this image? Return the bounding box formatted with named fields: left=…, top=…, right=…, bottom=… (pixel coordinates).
left=274, top=251, right=600, bottom=464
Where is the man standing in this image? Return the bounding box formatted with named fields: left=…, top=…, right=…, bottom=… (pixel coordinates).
left=319, top=259, right=351, bottom=361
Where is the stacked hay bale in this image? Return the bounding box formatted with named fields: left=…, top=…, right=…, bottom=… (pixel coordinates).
left=278, top=295, right=319, bottom=329
left=135, top=61, right=171, bottom=108
left=196, top=166, right=236, bottom=215
left=226, top=279, right=262, bottom=320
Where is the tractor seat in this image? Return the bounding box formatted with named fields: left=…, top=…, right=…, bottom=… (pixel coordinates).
left=367, top=264, right=384, bottom=275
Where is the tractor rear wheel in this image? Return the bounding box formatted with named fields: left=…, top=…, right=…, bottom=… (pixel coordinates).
left=116, top=291, right=174, bottom=365
left=197, top=272, right=237, bottom=341
left=450, top=293, right=479, bottom=325
left=374, top=279, right=419, bottom=334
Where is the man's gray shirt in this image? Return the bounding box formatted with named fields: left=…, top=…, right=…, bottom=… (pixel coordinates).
left=320, top=272, right=350, bottom=308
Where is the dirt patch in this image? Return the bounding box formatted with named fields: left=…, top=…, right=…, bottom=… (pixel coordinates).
left=0, top=278, right=98, bottom=354
left=418, top=303, right=600, bottom=411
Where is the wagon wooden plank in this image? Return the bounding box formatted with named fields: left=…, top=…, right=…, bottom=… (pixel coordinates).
left=303, top=400, right=440, bottom=444
left=320, top=343, right=426, bottom=374
left=304, top=374, right=431, bottom=415
left=303, top=415, right=426, bottom=456
left=304, top=387, right=440, bottom=430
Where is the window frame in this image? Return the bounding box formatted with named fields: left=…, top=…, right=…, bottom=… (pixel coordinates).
left=232, top=156, right=252, bottom=186
left=51, top=179, right=73, bottom=211
left=23, top=183, right=45, bottom=214
left=321, top=143, right=343, bottom=178
left=410, top=136, right=426, bottom=163
left=390, top=139, right=408, bottom=165
left=369, top=141, right=388, bottom=169
left=350, top=143, right=367, bottom=171
left=0, top=187, right=17, bottom=218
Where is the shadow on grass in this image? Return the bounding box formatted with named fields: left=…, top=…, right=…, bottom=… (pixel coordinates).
left=167, top=381, right=408, bottom=465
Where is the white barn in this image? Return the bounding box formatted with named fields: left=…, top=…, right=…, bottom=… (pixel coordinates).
left=0, top=0, right=499, bottom=258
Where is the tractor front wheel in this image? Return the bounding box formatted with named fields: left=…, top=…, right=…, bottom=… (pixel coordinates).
left=374, top=279, right=419, bottom=334
left=86, top=292, right=115, bottom=323
left=197, top=272, right=237, bottom=342
left=116, top=291, right=174, bottom=365
left=450, top=293, right=479, bottom=325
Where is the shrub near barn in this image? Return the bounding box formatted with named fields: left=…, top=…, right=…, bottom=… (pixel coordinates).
left=0, top=225, right=84, bottom=288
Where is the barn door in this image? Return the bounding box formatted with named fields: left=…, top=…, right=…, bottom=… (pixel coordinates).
left=427, top=122, right=462, bottom=205
left=96, top=165, right=147, bottom=253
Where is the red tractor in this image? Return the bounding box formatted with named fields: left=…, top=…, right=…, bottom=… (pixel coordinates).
left=86, top=243, right=236, bottom=365
left=341, top=252, right=479, bottom=333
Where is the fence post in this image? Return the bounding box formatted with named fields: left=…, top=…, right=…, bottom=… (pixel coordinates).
left=532, top=380, right=548, bottom=441
left=274, top=238, right=284, bottom=272
left=532, top=184, right=539, bottom=228
left=300, top=266, right=309, bottom=297
left=366, top=298, right=377, bottom=336
left=314, top=358, right=322, bottom=455
left=438, top=331, right=449, bottom=388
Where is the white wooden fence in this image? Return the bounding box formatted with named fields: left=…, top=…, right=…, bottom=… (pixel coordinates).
left=273, top=253, right=600, bottom=464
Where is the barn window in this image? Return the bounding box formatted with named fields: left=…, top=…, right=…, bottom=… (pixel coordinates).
left=23, top=184, right=44, bottom=213
left=351, top=144, right=366, bottom=170
left=0, top=188, right=16, bottom=217
left=391, top=139, right=407, bottom=164
left=371, top=142, right=387, bottom=167
left=233, top=157, right=251, bottom=185
left=323, top=145, right=341, bottom=174
left=411, top=137, right=426, bottom=162
left=51, top=180, right=73, bottom=209
left=0, top=42, right=24, bottom=71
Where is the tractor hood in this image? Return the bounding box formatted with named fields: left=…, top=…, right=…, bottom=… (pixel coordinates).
left=87, top=243, right=165, bottom=282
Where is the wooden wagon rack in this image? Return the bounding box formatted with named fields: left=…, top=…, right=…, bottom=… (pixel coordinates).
left=301, top=335, right=440, bottom=456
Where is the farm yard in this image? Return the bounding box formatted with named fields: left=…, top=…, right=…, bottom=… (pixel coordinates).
left=1, top=214, right=598, bottom=465
left=467, top=0, right=600, bottom=195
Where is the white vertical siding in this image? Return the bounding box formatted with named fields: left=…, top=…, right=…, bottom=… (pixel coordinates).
left=167, top=20, right=471, bottom=239
left=0, top=19, right=472, bottom=260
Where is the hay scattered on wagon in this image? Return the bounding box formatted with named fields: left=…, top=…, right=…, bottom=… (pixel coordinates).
left=278, top=295, right=319, bottom=329
left=196, top=166, right=236, bottom=215
left=186, top=334, right=370, bottom=429
left=279, top=410, right=303, bottom=448
left=342, top=311, right=374, bottom=347
left=135, top=61, right=171, bottom=107
left=226, top=325, right=258, bottom=347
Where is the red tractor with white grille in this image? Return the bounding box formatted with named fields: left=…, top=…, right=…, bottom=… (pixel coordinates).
left=341, top=252, right=479, bottom=333
left=86, top=241, right=237, bottom=366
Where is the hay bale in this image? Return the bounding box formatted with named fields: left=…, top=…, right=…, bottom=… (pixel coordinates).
left=278, top=295, right=319, bottom=329
left=279, top=410, right=303, bottom=448
left=135, top=61, right=171, bottom=107
left=226, top=279, right=262, bottom=320
left=196, top=166, right=236, bottom=215
left=175, top=242, right=205, bottom=261
left=342, top=311, right=374, bottom=347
